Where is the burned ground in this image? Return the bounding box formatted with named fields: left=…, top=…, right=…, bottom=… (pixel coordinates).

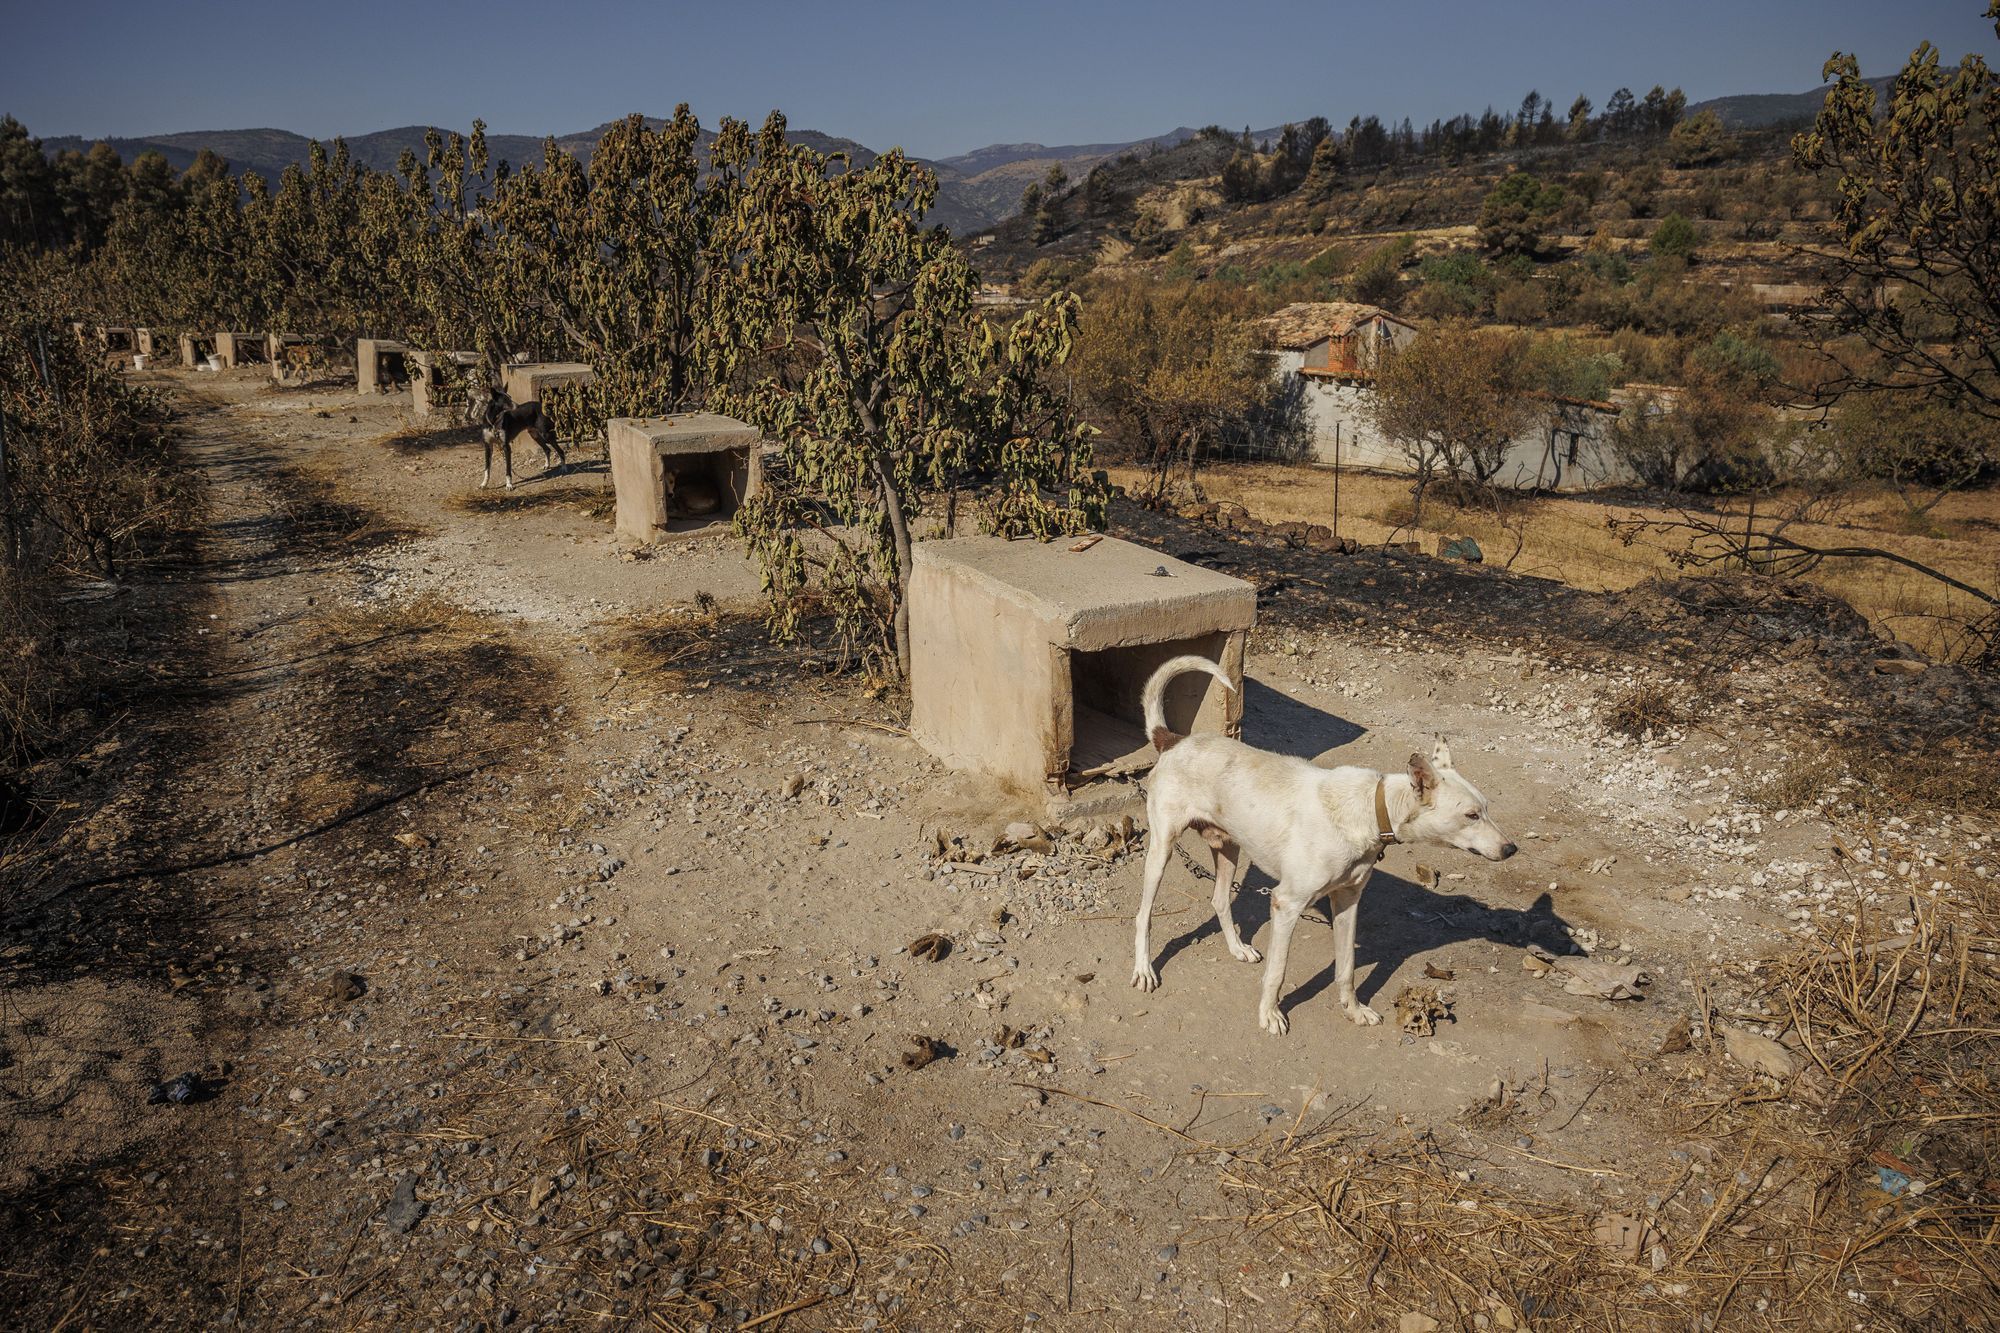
left=2, top=370, right=1995, bottom=1330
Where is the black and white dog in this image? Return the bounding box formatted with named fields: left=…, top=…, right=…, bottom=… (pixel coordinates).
left=474, top=380, right=564, bottom=489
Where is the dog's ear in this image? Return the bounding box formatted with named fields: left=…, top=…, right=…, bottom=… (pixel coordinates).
left=1432, top=735, right=1455, bottom=770
left=1409, top=752, right=1438, bottom=801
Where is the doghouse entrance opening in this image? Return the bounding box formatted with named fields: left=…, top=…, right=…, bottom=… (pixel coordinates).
left=379, top=350, right=408, bottom=386
left=1065, top=634, right=1229, bottom=783
left=660, top=454, right=742, bottom=534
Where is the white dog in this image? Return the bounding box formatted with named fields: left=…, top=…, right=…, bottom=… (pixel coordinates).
left=1131, top=656, right=1515, bottom=1035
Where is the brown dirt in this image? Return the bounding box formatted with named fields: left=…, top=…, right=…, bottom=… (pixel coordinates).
left=1, top=367, right=1994, bottom=1329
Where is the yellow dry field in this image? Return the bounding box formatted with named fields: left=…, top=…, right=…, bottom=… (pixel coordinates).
left=1109, top=462, right=2000, bottom=660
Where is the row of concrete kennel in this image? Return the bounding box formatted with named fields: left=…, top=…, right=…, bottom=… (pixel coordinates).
left=173, top=328, right=1261, bottom=811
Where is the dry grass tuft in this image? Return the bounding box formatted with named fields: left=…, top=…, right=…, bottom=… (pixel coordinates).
left=1748, top=752, right=1846, bottom=812
left=1233, top=863, right=2000, bottom=1330
left=1599, top=681, right=1690, bottom=738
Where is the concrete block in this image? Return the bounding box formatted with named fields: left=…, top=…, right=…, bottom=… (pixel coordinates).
left=214, top=331, right=262, bottom=369
left=408, top=349, right=481, bottom=417
left=909, top=535, right=1256, bottom=800
left=355, top=339, right=407, bottom=396
left=134, top=328, right=155, bottom=357
left=606, top=414, right=763, bottom=541
left=179, top=333, right=217, bottom=368
left=500, top=361, right=595, bottom=405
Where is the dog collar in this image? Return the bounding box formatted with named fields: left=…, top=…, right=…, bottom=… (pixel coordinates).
left=1373, top=780, right=1398, bottom=859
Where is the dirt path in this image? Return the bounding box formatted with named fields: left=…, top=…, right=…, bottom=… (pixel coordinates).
left=5, top=369, right=1991, bottom=1329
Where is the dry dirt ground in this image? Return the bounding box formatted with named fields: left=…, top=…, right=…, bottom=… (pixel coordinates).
left=2, top=368, right=1995, bottom=1330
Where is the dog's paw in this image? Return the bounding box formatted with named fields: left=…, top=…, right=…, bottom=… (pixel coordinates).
left=1131, top=962, right=1159, bottom=992
left=1229, top=940, right=1262, bottom=964
left=1342, top=1000, right=1383, bottom=1027
left=1259, top=1004, right=1289, bottom=1036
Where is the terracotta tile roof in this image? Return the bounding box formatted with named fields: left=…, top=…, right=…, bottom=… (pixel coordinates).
left=1255, top=302, right=1411, bottom=350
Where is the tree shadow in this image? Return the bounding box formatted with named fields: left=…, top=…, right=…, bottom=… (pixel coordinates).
left=377, top=424, right=479, bottom=455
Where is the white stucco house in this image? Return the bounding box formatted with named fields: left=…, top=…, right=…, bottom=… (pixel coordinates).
left=1252, top=301, right=1632, bottom=492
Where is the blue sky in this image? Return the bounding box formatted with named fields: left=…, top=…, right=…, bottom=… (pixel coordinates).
left=3, top=0, right=1994, bottom=158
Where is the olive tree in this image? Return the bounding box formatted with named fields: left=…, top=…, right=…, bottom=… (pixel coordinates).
left=486, top=108, right=747, bottom=441
left=717, top=115, right=1106, bottom=677
left=1792, top=4, right=2000, bottom=418
left=1369, top=321, right=1535, bottom=523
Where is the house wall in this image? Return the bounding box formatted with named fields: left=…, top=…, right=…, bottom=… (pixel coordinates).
left=1268, top=351, right=1636, bottom=492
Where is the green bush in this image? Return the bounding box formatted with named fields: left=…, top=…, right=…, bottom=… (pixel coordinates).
left=1650, top=212, right=1700, bottom=260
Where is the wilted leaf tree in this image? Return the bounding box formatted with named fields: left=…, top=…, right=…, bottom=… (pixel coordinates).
left=486, top=107, right=748, bottom=441
left=718, top=114, right=1106, bottom=677
left=391, top=123, right=519, bottom=409
left=1792, top=4, right=2000, bottom=419
left=1369, top=321, right=1534, bottom=524
left=1070, top=277, right=1265, bottom=505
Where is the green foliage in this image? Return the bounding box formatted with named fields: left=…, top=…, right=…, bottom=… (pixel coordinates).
left=1649, top=212, right=1700, bottom=260
left=716, top=118, right=1107, bottom=676
left=1348, top=238, right=1413, bottom=309
left=1412, top=251, right=1493, bottom=318
left=1072, top=278, right=1265, bottom=504
left=1830, top=390, right=2000, bottom=518
left=1689, top=330, right=1780, bottom=389
left=486, top=108, right=747, bottom=439
left=1668, top=110, right=1730, bottom=166
left=1792, top=3, right=2000, bottom=420
left=1478, top=173, right=1566, bottom=256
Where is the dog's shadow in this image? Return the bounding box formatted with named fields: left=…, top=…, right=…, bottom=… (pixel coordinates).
left=1153, top=864, right=1579, bottom=1017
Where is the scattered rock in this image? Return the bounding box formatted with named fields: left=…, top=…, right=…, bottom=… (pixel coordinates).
left=325, top=970, right=367, bottom=1002
left=1554, top=959, right=1649, bottom=1001
left=1720, top=1024, right=1797, bottom=1079
left=383, top=1174, right=427, bottom=1234
left=145, top=1071, right=207, bottom=1106
left=1520, top=1000, right=1579, bottom=1027
left=1399, top=1314, right=1441, bottom=1333
left=1591, top=1212, right=1659, bottom=1263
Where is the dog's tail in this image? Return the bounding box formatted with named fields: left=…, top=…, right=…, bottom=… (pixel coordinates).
left=1143, top=654, right=1235, bottom=753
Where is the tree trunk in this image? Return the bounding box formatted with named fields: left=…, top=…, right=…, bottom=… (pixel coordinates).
left=872, top=449, right=914, bottom=678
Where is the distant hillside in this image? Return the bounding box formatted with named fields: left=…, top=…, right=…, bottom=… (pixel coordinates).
left=38, top=120, right=999, bottom=233
left=1687, top=75, right=1889, bottom=129
left=34, top=72, right=1880, bottom=242
left=37, top=121, right=1276, bottom=237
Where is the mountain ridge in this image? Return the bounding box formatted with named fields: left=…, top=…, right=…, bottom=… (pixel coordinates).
left=34, top=75, right=1873, bottom=236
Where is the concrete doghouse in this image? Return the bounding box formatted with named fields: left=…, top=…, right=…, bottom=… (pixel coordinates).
left=910, top=535, right=1256, bottom=803
left=607, top=414, right=763, bottom=541
left=179, top=333, right=215, bottom=368
left=408, top=349, right=481, bottom=417
left=500, top=361, right=594, bottom=405
left=267, top=332, right=320, bottom=381
left=355, top=339, right=407, bottom=396
left=214, top=331, right=262, bottom=368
